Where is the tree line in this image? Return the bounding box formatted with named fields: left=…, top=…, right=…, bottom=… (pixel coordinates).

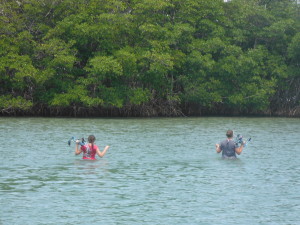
left=1, top=0, right=299, bottom=117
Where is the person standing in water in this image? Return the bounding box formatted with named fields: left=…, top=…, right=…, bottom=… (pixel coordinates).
left=75, top=135, right=110, bottom=160
left=215, top=130, right=244, bottom=159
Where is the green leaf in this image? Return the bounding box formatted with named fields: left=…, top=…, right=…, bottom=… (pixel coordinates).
left=0, top=95, right=33, bottom=111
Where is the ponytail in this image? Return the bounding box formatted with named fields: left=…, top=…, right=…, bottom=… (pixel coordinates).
left=88, top=135, right=96, bottom=151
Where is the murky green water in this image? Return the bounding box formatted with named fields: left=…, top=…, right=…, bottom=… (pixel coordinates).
left=0, top=117, right=299, bottom=225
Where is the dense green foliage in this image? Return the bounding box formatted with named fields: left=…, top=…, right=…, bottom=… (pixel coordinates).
left=1, top=0, right=299, bottom=116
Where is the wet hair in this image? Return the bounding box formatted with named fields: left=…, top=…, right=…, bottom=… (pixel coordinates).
left=88, top=135, right=96, bottom=150
left=226, top=130, right=233, bottom=138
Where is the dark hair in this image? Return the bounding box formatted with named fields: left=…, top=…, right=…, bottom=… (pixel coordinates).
left=88, top=135, right=96, bottom=150
left=226, top=130, right=233, bottom=138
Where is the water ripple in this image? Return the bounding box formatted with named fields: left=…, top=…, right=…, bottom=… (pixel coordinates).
left=0, top=117, right=299, bottom=225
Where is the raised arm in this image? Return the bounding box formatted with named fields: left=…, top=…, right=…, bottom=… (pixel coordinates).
left=75, top=142, right=82, bottom=155
left=96, top=145, right=110, bottom=158
left=215, top=144, right=222, bottom=153
left=235, top=143, right=244, bottom=155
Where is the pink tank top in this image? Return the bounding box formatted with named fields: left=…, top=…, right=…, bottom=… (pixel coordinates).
left=81, top=144, right=98, bottom=160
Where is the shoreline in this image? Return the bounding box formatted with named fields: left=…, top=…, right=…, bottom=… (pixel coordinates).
left=1, top=105, right=299, bottom=118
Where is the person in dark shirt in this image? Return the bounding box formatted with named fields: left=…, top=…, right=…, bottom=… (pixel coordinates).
left=215, top=130, right=244, bottom=159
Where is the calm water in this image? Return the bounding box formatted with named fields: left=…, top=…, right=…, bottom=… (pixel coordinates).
left=0, top=117, right=299, bottom=225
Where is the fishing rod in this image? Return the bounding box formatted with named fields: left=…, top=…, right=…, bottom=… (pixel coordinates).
left=235, top=134, right=251, bottom=147
left=68, top=137, right=86, bottom=146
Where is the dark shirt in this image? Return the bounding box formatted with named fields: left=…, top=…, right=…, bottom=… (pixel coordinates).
left=219, top=139, right=238, bottom=159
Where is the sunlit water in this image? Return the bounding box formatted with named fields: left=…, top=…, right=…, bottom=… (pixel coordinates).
left=0, top=117, right=299, bottom=225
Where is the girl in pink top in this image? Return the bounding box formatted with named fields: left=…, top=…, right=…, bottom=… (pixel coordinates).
left=75, top=135, right=110, bottom=160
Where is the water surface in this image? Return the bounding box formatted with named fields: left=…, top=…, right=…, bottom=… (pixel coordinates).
left=0, top=117, right=299, bottom=225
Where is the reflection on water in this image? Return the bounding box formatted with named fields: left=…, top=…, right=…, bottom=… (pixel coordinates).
left=0, top=117, right=299, bottom=225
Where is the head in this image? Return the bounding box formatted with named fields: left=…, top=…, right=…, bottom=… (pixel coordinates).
left=88, top=135, right=96, bottom=144
left=226, top=130, right=233, bottom=138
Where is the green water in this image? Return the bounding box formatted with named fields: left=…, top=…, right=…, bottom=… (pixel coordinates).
left=0, top=117, right=299, bottom=225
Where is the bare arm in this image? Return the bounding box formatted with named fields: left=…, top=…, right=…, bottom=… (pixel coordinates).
left=96, top=145, right=110, bottom=158
left=215, top=144, right=222, bottom=153
left=235, top=143, right=244, bottom=155
left=75, top=143, right=82, bottom=155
